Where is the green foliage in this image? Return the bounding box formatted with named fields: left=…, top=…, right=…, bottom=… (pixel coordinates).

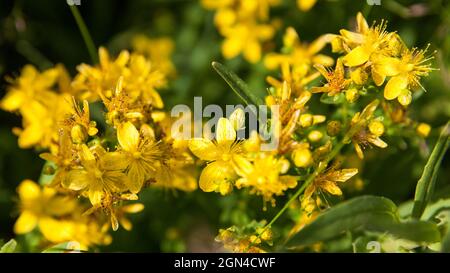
left=412, top=122, right=450, bottom=218
left=287, top=196, right=441, bottom=248
left=0, top=239, right=17, bottom=253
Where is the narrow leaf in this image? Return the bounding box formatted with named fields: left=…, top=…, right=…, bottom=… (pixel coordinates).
left=412, top=121, right=450, bottom=219
left=212, top=62, right=264, bottom=108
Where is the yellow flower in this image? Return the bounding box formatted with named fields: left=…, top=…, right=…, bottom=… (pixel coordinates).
left=39, top=129, right=76, bottom=187
left=1, top=65, right=74, bottom=149
left=188, top=116, right=245, bottom=195
left=201, top=0, right=280, bottom=63
left=132, top=35, right=176, bottom=77
left=265, top=27, right=334, bottom=91
left=348, top=100, right=388, bottom=159
left=341, top=13, right=397, bottom=67
left=0, top=65, right=58, bottom=112
left=14, top=180, right=77, bottom=235
left=64, top=144, right=129, bottom=206
left=221, top=21, right=275, bottom=63
left=73, top=47, right=165, bottom=108
left=117, top=121, right=166, bottom=193
left=302, top=168, right=358, bottom=212
left=235, top=154, right=297, bottom=206
left=379, top=47, right=434, bottom=105
left=312, top=58, right=350, bottom=96
left=14, top=95, right=73, bottom=149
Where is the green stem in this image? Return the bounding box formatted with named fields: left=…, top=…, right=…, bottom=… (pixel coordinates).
left=69, top=5, right=98, bottom=64
left=247, top=141, right=346, bottom=251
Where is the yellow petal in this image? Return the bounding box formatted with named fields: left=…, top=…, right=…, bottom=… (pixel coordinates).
left=232, top=154, right=253, bottom=176
left=18, top=124, right=44, bottom=148
left=343, top=46, right=371, bottom=67
left=127, top=162, right=145, bottom=194
left=80, top=144, right=96, bottom=162
left=321, top=181, right=343, bottom=196
left=308, top=34, right=334, bottom=55
left=229, top=108, right=245, bottom=131
left=199, top=161, right=236, bottom=193
left=222, top=38, right=242, bottom=59
left=88, top=183, right=105, bottom=206
left=101, top=151, right=129, bottom=171
left=374, top=56, right=402, bottom=77
left=0, top=89, right=26, bottom=111
left=216, top=118, right=236, bottom=144
left=243, top=41, right=261, bottom=63
left=14, top=211, right=38, bottom=234
left=332, top=168, right=359, bottom=182
left=356, top=12, right=369, bottom=33
left=371, top=68, right=386, bottom=86
left=17, top=180, right=41, bottom=202
left=339, top=30, right=364, bottom=44
left=39, top=217, right=73, bottom=242
left=188, top=138, right=219, bottom=161
left=354, top=142, right=364, bottom=159
left=368, top=136, right=388, bottom=148
left=119, top=217, right=133, bottom=231
left=384, top=75, right=408, bottom=100
left=103, top=171, right=130, bottom=193
left=98, top=47, right=110, bottom=67
left=117, top=121, right=139, bottom=152
left=64, top=170, right=90, bottom=190
left=122, top=203, right=145, bottom=214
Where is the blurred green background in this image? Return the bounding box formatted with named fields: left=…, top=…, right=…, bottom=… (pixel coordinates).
left=0, top=0, right=449, bottom=252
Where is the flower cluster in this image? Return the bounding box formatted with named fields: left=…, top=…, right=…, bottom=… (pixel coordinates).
left=200, top=0, right=322, bottom=63
left=0, top=36, right=198, bottom=249
left=200, top=0, right=281, bottom=63
left=193, top=12, right=435, bottom=252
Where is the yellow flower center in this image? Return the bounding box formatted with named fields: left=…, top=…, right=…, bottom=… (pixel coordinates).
left=221, top=153, right=231, bottom=161
left=94, top=169, right=103, bottom=179
left=133, top=151, right=142, bottom=159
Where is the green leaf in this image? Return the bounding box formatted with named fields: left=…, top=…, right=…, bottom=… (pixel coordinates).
left=287, top=196, right=440, bottom=247
left=412, top=121, right=450, bottom=219
left=211, top=62, right=264, bottom=108
left=0, top=239, right=17, bottom=253
left=42, top=241, right=82, bottom=253
left=421, top=199, right=450, bottom=221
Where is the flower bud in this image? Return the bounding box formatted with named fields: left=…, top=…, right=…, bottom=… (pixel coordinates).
left=308, top=130, right=323, bottom=142
left=368, top=120, right=384, bottom=137
left=416, top=123, right=431, bottom=138
left=326, top=120, right=341, bottom=137
left=398, top=89, right=412, bottom=106
left=300, top=114, right=313, bottom=127
left=292, top=148, right=312, bottom=168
